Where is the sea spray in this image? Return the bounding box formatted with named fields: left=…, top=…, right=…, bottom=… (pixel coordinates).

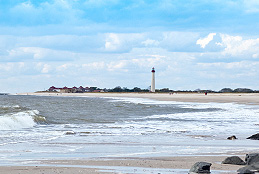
left=0, top=110, right=45, bottom=130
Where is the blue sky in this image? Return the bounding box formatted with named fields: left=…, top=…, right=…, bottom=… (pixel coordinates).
left=1, top=0, right=259, bottom=93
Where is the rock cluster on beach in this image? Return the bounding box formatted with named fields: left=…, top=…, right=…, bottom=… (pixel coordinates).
left=189, top=153, right=259, bottom=174
left=223, top=153, right=259, bottom=174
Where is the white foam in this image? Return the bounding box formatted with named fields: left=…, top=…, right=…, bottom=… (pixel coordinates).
left=104, top=97, right=179, bottom=105
left=0, top=110, right=40, bottom=130
left=0, top=105, right=20, bottom=109
left=104, top=97, right=240, bottom=109
left=97, top=97, right=259, bottom=138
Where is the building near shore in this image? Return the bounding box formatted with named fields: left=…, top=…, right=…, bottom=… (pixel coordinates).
left=48, top=86, right=102, bottom=93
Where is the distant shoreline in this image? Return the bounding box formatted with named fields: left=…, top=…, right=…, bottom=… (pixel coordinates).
left=16, top=92, right=259, bottom=105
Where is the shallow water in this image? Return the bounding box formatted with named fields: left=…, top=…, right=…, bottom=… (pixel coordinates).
left=0, top=95, right=258, bottom=165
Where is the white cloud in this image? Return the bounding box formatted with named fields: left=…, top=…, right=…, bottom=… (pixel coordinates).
left=11, top=1, right=36, bottom=13
left=82, top=62, right=105, bottom=70
left=0, top=31, right=213, bottom=61
left=0, top=34, right=104, bottom=54
left=105, top=33, right=121, bottom=51
left=244, top=0, right=259, bottom=13
left=35, top=63, right=51, bottom=73
left=107, top=60, right=128, bottom=71
left=141, top=39, right=160, bottom=47
left=18, top=62, right=25, bottom=68
left=252, top=54, right=259, bottom=58
left=56, top=64, right=69, bottom=71
left=9, top=0, right=83, bottom=25
left=0, top=63, right=14, bottom=72
left=41, top=64, right=51, bottom=73
left=196, top=33, right=216, bottom=48
left=0, top=62, right=28, bottom=77
left=219, top=34, right=259, bottom=58
left=197, top=61, right=259, bottom=75
left=196, top=61, right=259, bottom=86
left=159, top=31, right=200, bottom=52
left=2, top=29, right=259, bottom=92
left=103, top=33, right=145, bottom=52
left=132, top=56, right=165, bottom=67
left=6, top=47, right=77, bottom=61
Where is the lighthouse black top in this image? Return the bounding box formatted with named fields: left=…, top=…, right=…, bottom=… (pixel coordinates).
left=151, top=67, right=155, bottom=72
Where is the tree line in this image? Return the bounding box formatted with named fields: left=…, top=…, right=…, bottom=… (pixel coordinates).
left=107, top=87, right=259, bottom=93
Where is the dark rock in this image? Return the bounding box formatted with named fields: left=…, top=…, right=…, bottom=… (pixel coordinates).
left=227, top=135, right=237, bottom=140
left=237, top=167, right=255, bottom=174
left=247, top=133, right=259, bottom=140
left=237, top=162, right=259, bottom=174
left=65, top=131, right=76, bottom=135
left=222, top=156, right=246, bottom=165
left=189, top=162, right=212, bottom=174
left=245, top=153, right=259, bottom=165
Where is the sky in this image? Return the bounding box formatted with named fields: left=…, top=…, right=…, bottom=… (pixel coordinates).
left=0, top=0, right=259, bottom=93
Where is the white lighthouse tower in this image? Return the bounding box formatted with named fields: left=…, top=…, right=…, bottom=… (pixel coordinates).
left=151, top=67, right=155, bottom=92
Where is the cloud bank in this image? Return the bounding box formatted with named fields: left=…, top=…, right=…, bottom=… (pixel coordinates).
left=0, top=0, right=259, bottom=92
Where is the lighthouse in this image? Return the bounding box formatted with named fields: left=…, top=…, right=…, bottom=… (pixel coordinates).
left=151, top=67, right=155, bottom=92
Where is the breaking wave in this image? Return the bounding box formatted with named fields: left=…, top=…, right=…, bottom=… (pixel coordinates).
left=0, top=110, right=47, bottom=130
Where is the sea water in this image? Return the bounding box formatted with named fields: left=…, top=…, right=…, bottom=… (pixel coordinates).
left=0, top=95, right=258, bottom=166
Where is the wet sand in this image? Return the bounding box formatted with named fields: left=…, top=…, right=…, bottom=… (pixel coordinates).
left=8, top=92, right=258, bottom=173
left=0, top=155, right=244, bottom=174
left=0, top=166, right=100, bottom=174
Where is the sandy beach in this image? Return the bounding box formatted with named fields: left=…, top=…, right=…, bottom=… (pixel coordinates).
left=0, top=155, right=245, bottom=174
left=4, top=92, right=258, bottom=174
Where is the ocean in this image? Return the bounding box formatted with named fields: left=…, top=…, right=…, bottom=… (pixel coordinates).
left=0, top=95, right=258, bottom=169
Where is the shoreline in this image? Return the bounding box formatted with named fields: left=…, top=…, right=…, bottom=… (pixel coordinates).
left=17, top=92, right=259, bottom=105
left=0, top=155, right=245, bottom=174
left=6, top=92, right=259, bottom=173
